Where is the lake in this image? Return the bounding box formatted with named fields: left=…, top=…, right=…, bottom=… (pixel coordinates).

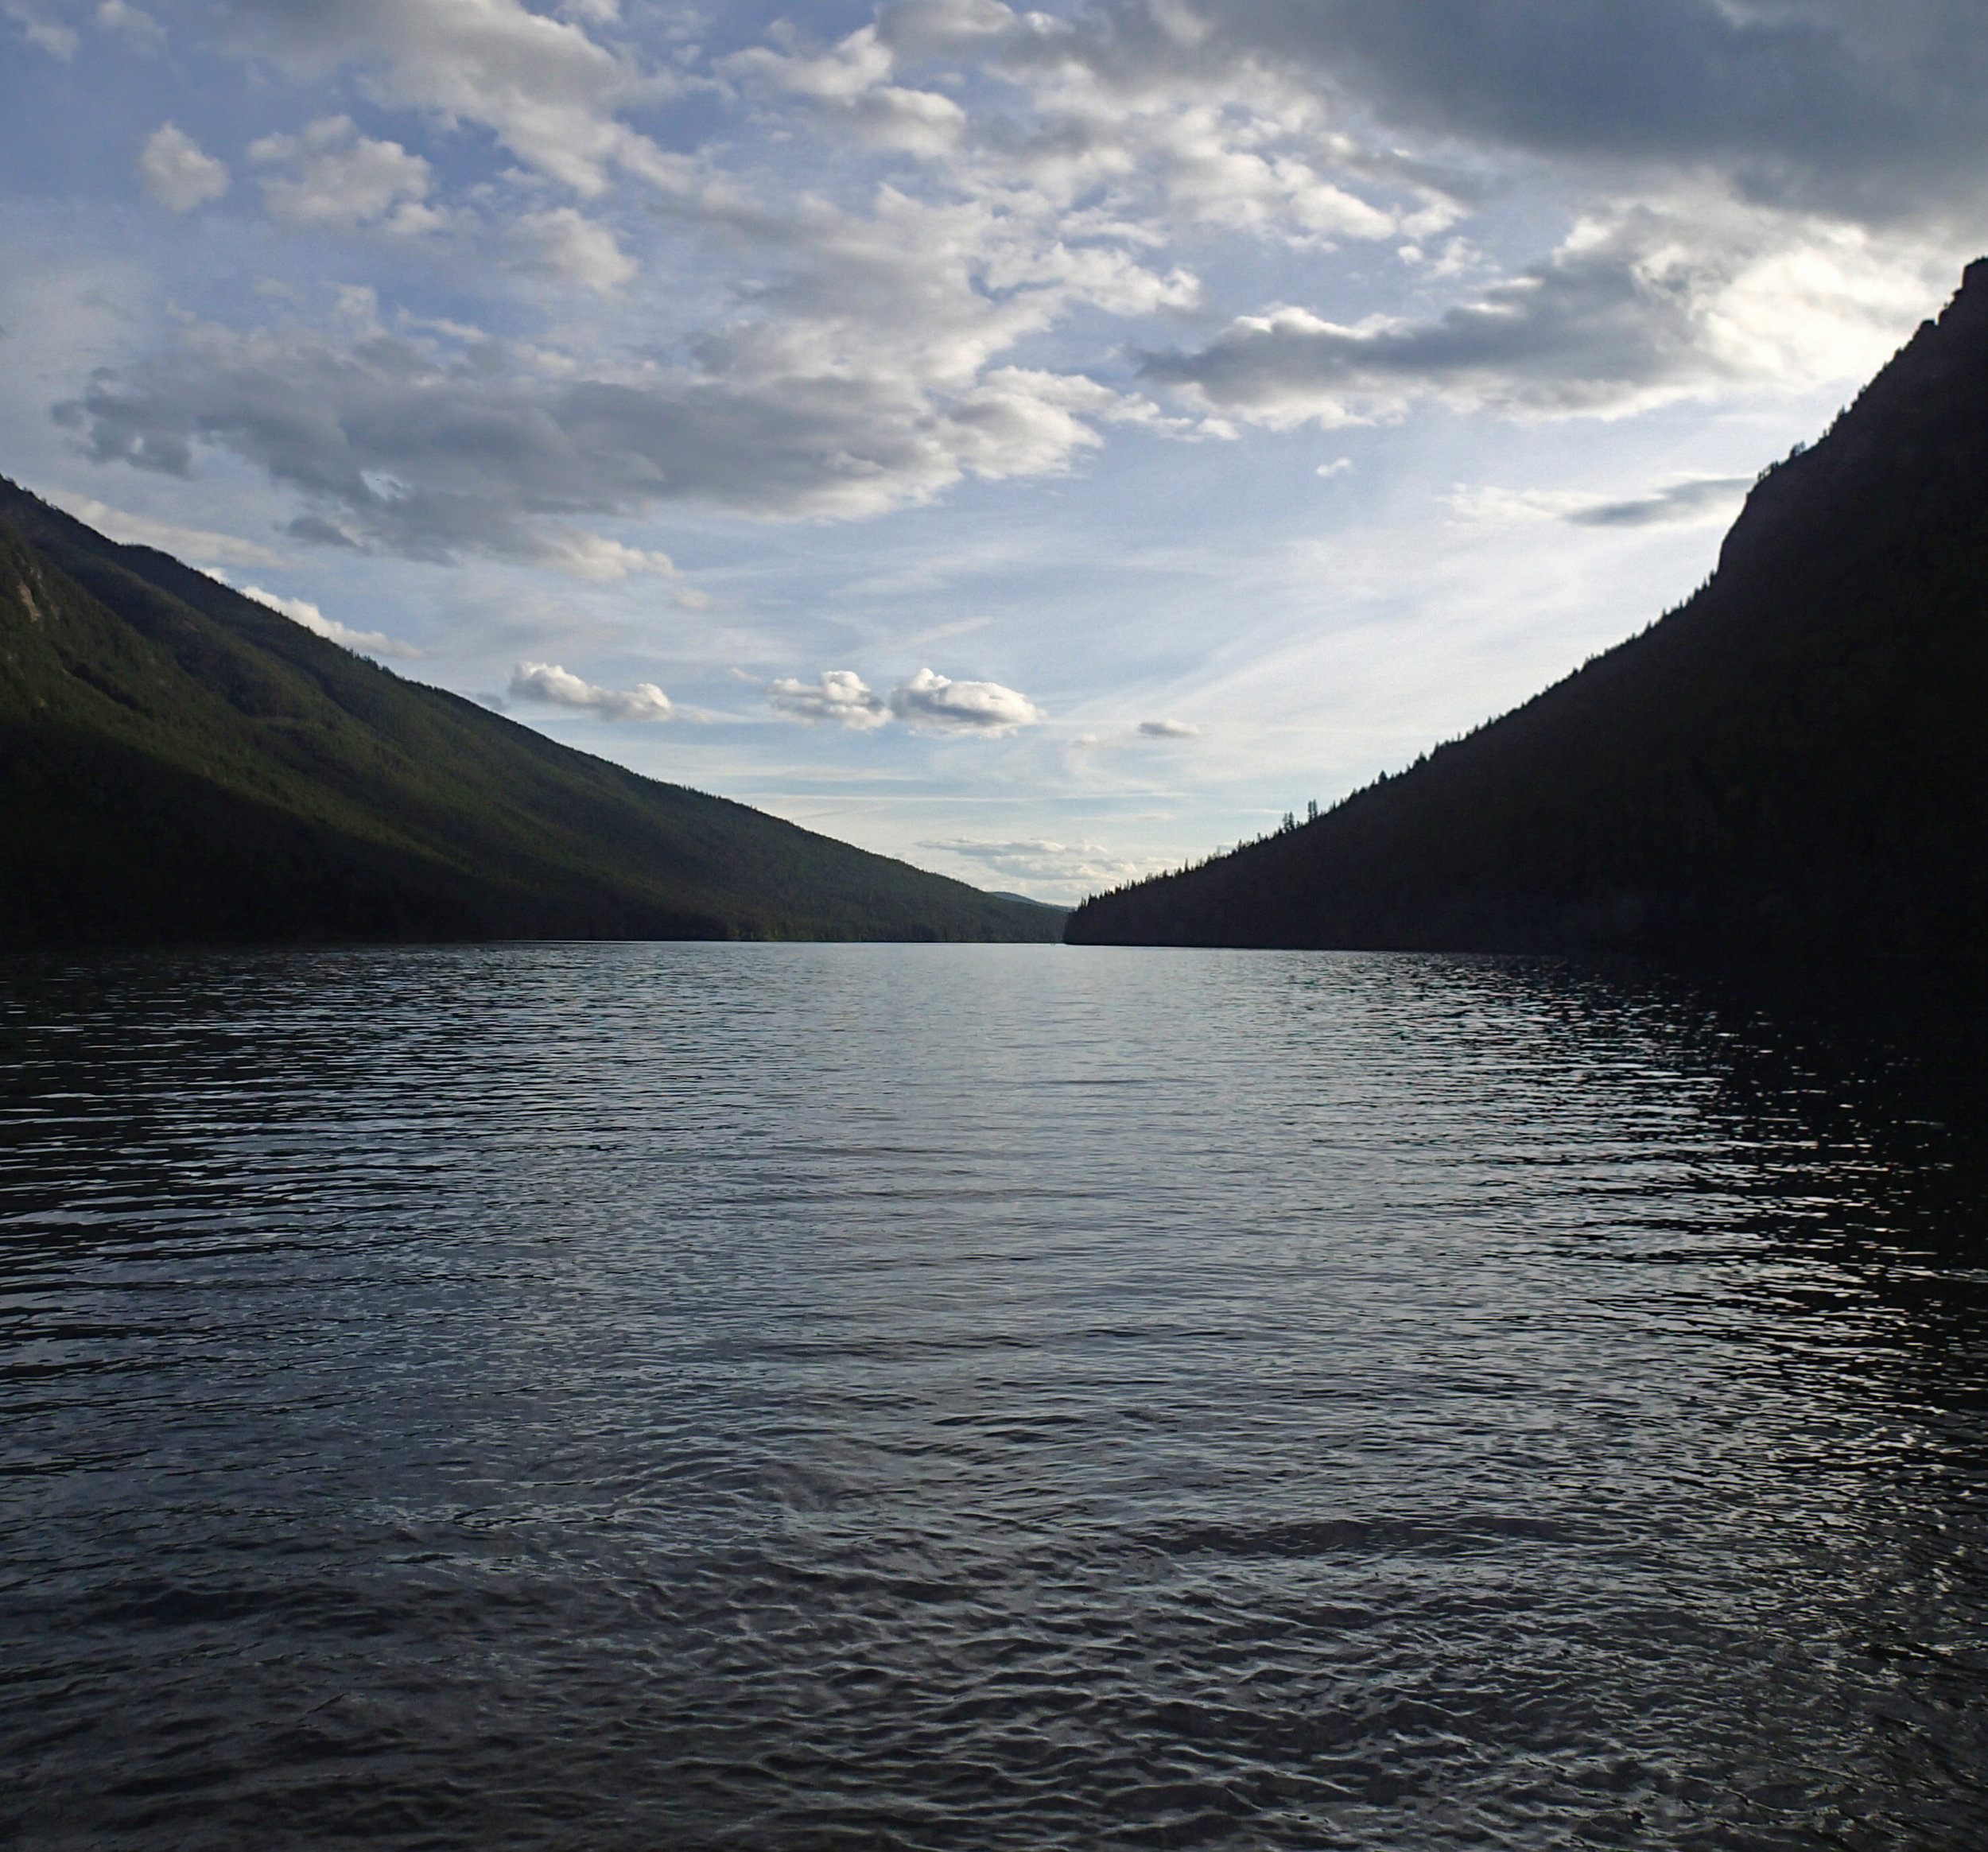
left=2, top=943, right=1986, bottom=1848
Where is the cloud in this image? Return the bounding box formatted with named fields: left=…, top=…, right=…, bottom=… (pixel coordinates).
left=839, top=1, right=1984, bottom=430
left=509, top=659, right=672, bottom=720
left=509, top=208, right=637, bottom=293
left=1563, top=475, right=1753, bottom=526
left=137, top=122, right=229, bottom=213
left=764, top=666, right=1043, bottom=734
left=95, top=1, right=164, bottom=53
left=1142, top=200, right=1950, bottom=423
left=285, top=514, right=361, bottom=549
left=41, top=0, right=1988, bottom=666
left=535, top=531, right=678, bottom=582
left=240, top=584, right=425, bottom=658
left=765, top=670, right=891, bottom=729
left=721, top=25, right=969, bottom=158
left=26, top=0, right=1988, bottom=923
left=1447, top=473, right=1753, bottom=527
left=6, top=2, right=76, bottom=57
left=1444, top=483, right=1609, bottom=525
left=921, top=834, right=1171, bottom=894
left=56, top=14, right=1342, bottom=555
left=868, top=2, right=1443, bottom=248
left=56, top=298, right=1151, bottom=553
left=888, top=666, right=1043, bottom=734
left=49, top=495, right=283, bottom=568
left=249, top=116, right=440, bottom=235
left=953, top=0, right=1988, bottom=227
left=212, top=0, right=687, bottom=199
left=1143, top=219, right=1722, bottom=421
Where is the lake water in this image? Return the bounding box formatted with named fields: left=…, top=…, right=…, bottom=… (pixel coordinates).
left=3, top=943, right=1986, bottom=1850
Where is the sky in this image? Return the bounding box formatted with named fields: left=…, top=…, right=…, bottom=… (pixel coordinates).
left=2, top=1, right=1985, bottom=902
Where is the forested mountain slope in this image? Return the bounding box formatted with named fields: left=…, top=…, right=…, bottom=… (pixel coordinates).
left=0, top=483, right=1059, bottom=947
left=1068, top=260, right=1988, bottom=965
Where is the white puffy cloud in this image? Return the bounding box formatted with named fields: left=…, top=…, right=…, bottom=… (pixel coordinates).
left=888, top=666, right=1043, bottom=734
left=535, top=531, right=678, bottom=582
left=764, top=667, right=1043, bottom=735
left=239, top=584, right=425, bottom=658
left=765, top=670, right=891, bottom=729
left=509, top=659, right=673, bottom=720
left=509, top=208, right=637, bottom=293
left=722, top=24, right=968, bottom=157
left=249, top=117, right=439, bottom=234
left=137, top=122, right=229, bottom=212
left=212, top=0, right=687, bottom=198
left=872, top=0, right=1470, bottom=258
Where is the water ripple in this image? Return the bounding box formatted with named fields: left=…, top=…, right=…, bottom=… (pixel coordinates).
left=2, top=944, right=1986, bottom=1848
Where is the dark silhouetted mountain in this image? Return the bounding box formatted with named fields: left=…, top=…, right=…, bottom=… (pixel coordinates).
left=1068, top=259, right=1988, bottom=967
left=0, top=482, right=1060, bottom=947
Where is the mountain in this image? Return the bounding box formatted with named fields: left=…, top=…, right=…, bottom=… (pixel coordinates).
left=0, top=482, right=1060, bottom=948
left=1068, top=259, right=1988, bottom=968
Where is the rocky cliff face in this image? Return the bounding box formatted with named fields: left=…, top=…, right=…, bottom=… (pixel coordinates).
left=1067, top=261, right=1988, bottom=965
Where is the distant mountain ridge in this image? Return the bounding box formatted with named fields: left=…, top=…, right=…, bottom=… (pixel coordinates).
left=1068, top=259, right=1988, bottom=966
left=0, top=482, right=1060, bottom=947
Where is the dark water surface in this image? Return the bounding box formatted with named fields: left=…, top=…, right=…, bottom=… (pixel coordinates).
left=3, top=944, right=1987, bottom=1850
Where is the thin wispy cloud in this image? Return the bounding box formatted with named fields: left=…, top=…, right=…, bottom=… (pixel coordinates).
left=51, top=495, right=281, bottom=567
left=1447, top=476, right=1753, bottom=528
left=1563, top=476, right=1753, bottom=527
